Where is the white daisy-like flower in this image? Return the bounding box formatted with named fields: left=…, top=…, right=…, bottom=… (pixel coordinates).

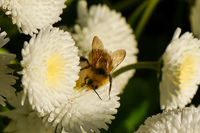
left=0, top=0, right=66, bottom=35
left=0, top=91, right=56, bottom=133
left=43, top=80, right=120, bottom=133
left=135, top=106, right=200, bottom=133
left=20, top=25, right=80, bottom=115
left=44, top=62, right=120, bottom=133
left=42, top=36, right=121, bottom=133
left=72, top=0, right=138, bottom=92
left=160, top=27, right=200, bottom=110
left=0, top=29, right=16, bottom=106
left=190, top=0, right=200, bottom=38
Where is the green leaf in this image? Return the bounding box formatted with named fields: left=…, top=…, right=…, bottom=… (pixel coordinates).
left=135, top=0, right=159, bottom=40
left=123, top=100, right=149, bottom=132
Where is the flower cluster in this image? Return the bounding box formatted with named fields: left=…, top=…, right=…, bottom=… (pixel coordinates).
left=0, top=0, right=138, bottom=132
left=1, top=0, right=200, bottom=133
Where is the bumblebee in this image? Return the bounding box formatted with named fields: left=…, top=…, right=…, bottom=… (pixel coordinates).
left=81, top=36, right=126, bottom=100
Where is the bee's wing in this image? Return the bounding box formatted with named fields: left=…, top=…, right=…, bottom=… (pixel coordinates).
left=90, top=36, right=105, bottom=67
left=92, top=36, right=104, bottom=50
left=111, top=49, right=126, bottom=71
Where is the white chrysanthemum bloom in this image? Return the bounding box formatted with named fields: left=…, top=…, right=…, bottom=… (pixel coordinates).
left=0, top=0, right=66, bottom=35
left=190, top=0, right=200, bottom=38
left=135, top=106, right=200, bottom=133
left=0, top=29, right=16, bottom=106
left=160, top=27, right=200, bottom=110
left=72, top=0, right=138, bottom=92
left=20, top=25, right=80, bottom=115
left=0, top=92, right=56, bottom=133
left=43, top=79, right=120, bottom=133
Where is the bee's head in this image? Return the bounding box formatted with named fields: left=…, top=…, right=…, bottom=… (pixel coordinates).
left=94, top=85, right=98, bottom=90
left=87, top=79, right=98, bottom=90
left=87, top=79, right=93, bottom=85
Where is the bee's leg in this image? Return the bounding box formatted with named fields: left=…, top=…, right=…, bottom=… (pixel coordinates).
left=80, top=65, right=90, bottom=71
left=94, top=89, right=102, bottom=100
left=80, top=56, right=89, bottom=63
left=81, top=76, right=88, bottom=87
left=109, top=75, right=112, bottom=100
left=80, top=56, right=90, bottom=71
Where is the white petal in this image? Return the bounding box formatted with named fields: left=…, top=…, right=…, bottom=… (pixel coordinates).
left=135, top=106, right=200, bottom=133
left=160, top=28, right=200, bottom=110
left=0, top=30, right=9, bottom=47
left=0, top=0, right=66, bottom=35
left=44, top=79, right=120, bottom=133
left=20, top=25, right=80, bottom=115
left=0, top=92, right=55, bottom=133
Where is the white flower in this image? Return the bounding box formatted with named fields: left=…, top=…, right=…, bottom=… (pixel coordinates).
left=0, top=0, right=66, bottom=35
left=135, top=106, right=200, bottom=133
left=20, top=25, right=80, bottom=115
left=0, top=92, right=56, bottom=133
left=160, top=28, right=200, bottom=110
left=190, top=0, right=200, bottom=38
left=43, top=80, right=120, bottom=133
left=72, top=0, right=138, bottom=92
left=0, top=29, right=16, bottom=106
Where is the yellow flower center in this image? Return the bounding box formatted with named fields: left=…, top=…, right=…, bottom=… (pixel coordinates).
left=46, top=54, right=65, bottom=88
left=179, top=55, right=196, bottom=85
left=173, top=54, right=196, bottom=88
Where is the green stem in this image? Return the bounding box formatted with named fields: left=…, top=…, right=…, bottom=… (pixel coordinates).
left=112, top=0, right=140, bottom=11
left=135, top=0, right=159, bottom=40
left=65, top=0, right=73, bottom=6
left=128, top=1, right=148, bottom=26
left=112, top=62, right=160, bottom=78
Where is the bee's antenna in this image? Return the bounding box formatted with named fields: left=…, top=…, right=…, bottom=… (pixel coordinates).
left=94, top=90, right=102, bottom=100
